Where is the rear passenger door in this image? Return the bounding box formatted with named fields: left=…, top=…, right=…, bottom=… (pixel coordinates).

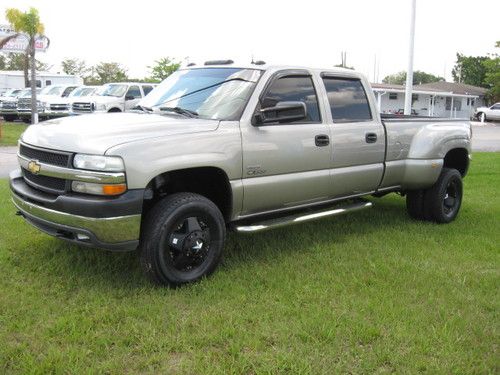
left=320, top=74, right=385, bottom=197
left=241, top=70, right=332, bottom=215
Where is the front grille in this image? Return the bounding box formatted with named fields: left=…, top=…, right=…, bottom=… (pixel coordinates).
left=17, top=98, right=31, bottom=110
left=72, top=102, right=93, bottom=113
left=23, top=169, right=67, bottom=194
left=2, top=101, right=17, bottom=110
left=19, top=144, right=70, bottom=167
left=19, top=144, right=73, bottom=195
left=50, top=103, right=69, bottom=111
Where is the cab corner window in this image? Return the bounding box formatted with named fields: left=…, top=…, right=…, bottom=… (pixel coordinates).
left=323, top=77, right=372, bottom=122
left=260, top=75, right=320, bottom=124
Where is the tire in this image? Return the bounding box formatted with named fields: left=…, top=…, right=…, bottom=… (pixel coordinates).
left=140, top=193, right=226, bottom=287
left=406, top=190, right=426, bottom=220
left=108, top=108, right=122, bottom=113
left=422, top=168, right=463, bottom=223
left=3, top=115, right=17, bottom=122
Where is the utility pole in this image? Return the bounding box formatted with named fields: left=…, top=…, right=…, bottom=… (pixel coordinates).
left=404, top=0, right=416, bottom=115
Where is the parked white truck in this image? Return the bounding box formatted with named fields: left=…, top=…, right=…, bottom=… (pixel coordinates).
left=17, top=84, right=78, bottom=122
left=71, top=83, right=155, bottom=114
left=10, top=63, right=472, bottom=286
left=0, top=88, right=23, bottom=121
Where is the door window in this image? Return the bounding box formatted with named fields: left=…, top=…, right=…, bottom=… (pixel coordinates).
left=260, top=75, right=321, bottom=123
left=322, top=77, right=372, bottom=122
left=142, top=85, right=154, bottom=95
left=126, top=86, right=142, bottom=99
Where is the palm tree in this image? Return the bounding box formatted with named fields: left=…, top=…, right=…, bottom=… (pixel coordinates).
left=5, top=8, right=46, bottom=124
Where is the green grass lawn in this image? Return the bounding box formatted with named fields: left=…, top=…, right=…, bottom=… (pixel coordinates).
left=0, top=122, right=27, bottom=146
left=0, top=153, right=498, bottom=374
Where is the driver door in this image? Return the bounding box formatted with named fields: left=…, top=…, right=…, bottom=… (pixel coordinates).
left=240, top=70, right=332, bottom=216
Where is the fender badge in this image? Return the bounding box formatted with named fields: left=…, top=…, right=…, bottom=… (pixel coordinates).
left=28, top=160, right=41, bottom=174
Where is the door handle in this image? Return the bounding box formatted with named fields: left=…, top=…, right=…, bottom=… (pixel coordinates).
left=315, top=134, right=330, bottom=147
left=365, top=133, right=377, bottom=143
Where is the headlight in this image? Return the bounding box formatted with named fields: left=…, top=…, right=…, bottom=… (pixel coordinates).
left=73, top=154, right=125, bottom=171
left=71, top=181, right=127, bottom=196
left=93, top=103, right=107, bottom=111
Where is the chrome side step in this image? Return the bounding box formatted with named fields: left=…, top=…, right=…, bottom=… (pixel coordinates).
left=234, top=199, right=372, bottom=233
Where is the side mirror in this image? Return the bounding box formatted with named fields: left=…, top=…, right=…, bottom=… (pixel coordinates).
left=254, top=101, right=307, bottom=125
left=125, top=95, right=135, bottom=101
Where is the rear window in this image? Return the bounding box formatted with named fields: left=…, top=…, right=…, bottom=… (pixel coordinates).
left=322, top=77, right=372, bottom=122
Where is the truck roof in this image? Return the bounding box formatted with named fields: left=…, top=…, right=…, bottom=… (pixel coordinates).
left=182, top=63, right=365, bottom=79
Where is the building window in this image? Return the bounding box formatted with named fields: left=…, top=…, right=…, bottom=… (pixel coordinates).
left=389, top=93, right=398, bottom=100
left=412, top=94, right=418, bottom=103
left=467, top=98, right=475, bottom=106
left=45, top=80, right=52, bottom=86
left=28, top=80, right=42, bottom=88
left=446, top=97, right=462, bottom=111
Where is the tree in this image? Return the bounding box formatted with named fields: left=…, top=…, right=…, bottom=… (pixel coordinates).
left=482, top=42, right=500, bottom=102
left=5, top=7, right=46, bottom=124
left=61, top=57, right=89, bottom=77
left=148, top=57, right=180, bottom=82
left=1, top=52, right=49, bottom=82
left=452, top=53, right=489, bottom=87
left=93, top=62, right=128, bottom=84
left=382, top=71, right=444, bottom=85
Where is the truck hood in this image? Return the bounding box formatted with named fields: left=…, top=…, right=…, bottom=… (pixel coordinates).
left=81, top=95, right=120, bottom=104
left=21, top=112, right=220, bottom=154
left=38, top=95, right=68, bottom=104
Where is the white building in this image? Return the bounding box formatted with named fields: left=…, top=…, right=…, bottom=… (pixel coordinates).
left=371, top=81, right=488, bottom=119
left=0, top=70, right=83, bottom=90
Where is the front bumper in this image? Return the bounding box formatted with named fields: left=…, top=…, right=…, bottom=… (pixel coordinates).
left=0, top=109, right=17, bottom=115
left=10, top=169, right=143, bottom=251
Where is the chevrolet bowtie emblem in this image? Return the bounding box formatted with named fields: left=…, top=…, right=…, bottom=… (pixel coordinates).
left=28, top=160, right=41, bottom=174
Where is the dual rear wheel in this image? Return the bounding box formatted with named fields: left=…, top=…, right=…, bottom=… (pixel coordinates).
left=406, top=168, right=463, bottom=223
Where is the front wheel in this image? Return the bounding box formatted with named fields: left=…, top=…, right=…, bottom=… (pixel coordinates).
left=140, top=193, right=226, bottom=287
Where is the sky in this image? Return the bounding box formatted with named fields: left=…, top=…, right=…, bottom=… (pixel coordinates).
left=1, top=0, right=499, bottom=82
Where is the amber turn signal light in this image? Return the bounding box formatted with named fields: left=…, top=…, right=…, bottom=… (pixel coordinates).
left=102, top=184, right=127, bottom=196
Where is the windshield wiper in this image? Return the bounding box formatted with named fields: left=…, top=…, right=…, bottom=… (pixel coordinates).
left=156, top=78, right=251, bottom=108
left=136, top=105, right=152, bottom=113
left=159, top=106, right=198, bottom=118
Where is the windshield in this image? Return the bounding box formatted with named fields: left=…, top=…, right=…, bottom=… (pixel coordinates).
left=40, top=86, right=65, bottom=96
left=19, top=89, right=39, bottom=98
left=69, top=87, right=96, bottom=97
left=96, top=84, right=128, bottom=97
left=3, top=89, right=21, bottom=97
left=139, top=68, right=262, bottom=120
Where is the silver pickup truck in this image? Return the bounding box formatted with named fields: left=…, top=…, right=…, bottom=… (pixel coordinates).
left=10, top=62, right=472, bottom=286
